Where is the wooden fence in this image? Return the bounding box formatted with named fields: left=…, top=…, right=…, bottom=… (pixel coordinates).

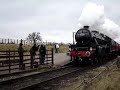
left=0, top=48, right=54, bottom=74
left=0, top=38, right=36, bottom=45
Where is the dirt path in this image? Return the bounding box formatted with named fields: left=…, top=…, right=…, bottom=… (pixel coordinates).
left=54, top=53, right=70, bottom=66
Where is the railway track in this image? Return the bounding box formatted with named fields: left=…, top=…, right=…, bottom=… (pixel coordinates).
left=0, top=58, right=117, bottom=90
left=0, top=65, right=89, bottom=90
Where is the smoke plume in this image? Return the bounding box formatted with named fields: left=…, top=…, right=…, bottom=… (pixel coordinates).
left=78, top=2, right=120, bottom=43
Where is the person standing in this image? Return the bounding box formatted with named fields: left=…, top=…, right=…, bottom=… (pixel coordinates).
left=18, top=43, right=24, bottom=70
left=30, top=44, right=37, bottom=69
left=55, top=43, right=59, bottom=53
left=39, top=44, right=46, bottom=65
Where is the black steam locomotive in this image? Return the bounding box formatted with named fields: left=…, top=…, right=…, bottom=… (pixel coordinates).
left=69, top=26, right=120, bottom=66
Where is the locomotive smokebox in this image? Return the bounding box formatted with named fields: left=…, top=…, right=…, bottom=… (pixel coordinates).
left=75, top=25, right=91, bottom=45
left=83, top=26, right=89, bottom=29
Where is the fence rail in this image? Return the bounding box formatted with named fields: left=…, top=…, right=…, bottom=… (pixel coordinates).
left=0, top=48, right=54, bottom=74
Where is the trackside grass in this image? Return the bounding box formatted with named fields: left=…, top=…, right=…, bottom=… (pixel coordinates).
left=0, top=44, right=69, bottom=53
left=84, top=65, right=120, bottom=90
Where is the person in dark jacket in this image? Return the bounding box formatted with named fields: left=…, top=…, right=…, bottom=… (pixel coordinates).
left=30, top=44, right=38, bottom=68
left=18, top=43, right=24, bottom=70
left=39, top=44, right=46, bottom=65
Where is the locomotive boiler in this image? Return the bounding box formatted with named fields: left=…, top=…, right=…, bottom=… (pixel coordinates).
left=69, top=26, right=120, bottom=66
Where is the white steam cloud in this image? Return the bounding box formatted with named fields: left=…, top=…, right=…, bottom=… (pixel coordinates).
left=78, top=2, right=120, bottom=43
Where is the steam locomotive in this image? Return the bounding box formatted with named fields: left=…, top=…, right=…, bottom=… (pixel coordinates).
left=69, top=26, right=120, bottom=66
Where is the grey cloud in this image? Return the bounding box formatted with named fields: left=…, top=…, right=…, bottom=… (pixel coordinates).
left=0, top=0, right=120, bottom=43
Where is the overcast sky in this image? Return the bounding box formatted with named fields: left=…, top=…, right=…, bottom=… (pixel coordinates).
left=0, top=0, right=120, bottom=43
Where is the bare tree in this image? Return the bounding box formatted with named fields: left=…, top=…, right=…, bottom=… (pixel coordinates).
left=26, top=32, right=42, bottom=44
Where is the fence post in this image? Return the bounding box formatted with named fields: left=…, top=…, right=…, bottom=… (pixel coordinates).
left=8, top=49, right=11, bottom=73
left=51, top=48, right=54, bottom=65
left=8, top=39, right=9, bottom=44
left=14, top=40, right=15, bottom=44
left=16, top=39, right=18, bottom=44
left=2, top=39, right=3, bottom=44
left=5, top=39, right=6, bottom=44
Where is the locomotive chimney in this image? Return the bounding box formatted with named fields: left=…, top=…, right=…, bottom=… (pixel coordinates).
left=83, top=26, right=89, bottom=29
